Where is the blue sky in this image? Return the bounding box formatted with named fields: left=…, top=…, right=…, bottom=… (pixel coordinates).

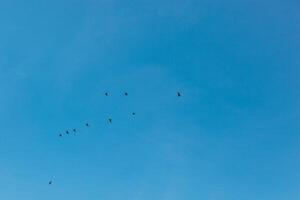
left=0, top=0, right=299, bottom=199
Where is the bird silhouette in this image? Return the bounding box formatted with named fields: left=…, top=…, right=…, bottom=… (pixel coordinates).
left=124, top=92, right=128, bottom=96
left=66, top=130, right=69, bottom=134
left=108, top=118, right=112, bottom=123
left=105, top=92, right=108, bottom=96
left=48, top=181, right=52, bottom=185
left=132, top=112, right=136, bottom=115
left=86, top=123, right=90, bottom=127
left=59, top=134, right=62, bottom=137
left=73, top=128, right=76, bottom=132
left=177, top=92, right=181, bottom=97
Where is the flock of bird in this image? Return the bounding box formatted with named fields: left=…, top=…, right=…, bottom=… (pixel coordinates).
left=49, top=91, right=182, bottom=185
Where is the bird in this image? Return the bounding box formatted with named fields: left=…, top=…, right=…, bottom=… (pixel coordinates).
left=177, top=92, right=181, bottom=97
left=66, top=130, right=69, bottom=134
left=48, top=181, right=52, bottom=185
left=59, top=134, right=62, bottom=137
left=124, top=92, right=128, bottom=96
left=132, top=112, right=136, bottom=115
left=105, top=92, right=108, bottom=96
left=86, top=123, right=90, bottom=127
left=108, top=118, right=112, bottom=123
left=73, top=128, right=76, bottom=132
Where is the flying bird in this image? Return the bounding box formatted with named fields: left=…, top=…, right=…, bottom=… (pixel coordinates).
left=73, top=128, right=76, bottom=132
left=66, top=130, right=69, bottom=134
left=177, top=92, right=181, bottom=97
left=59, top=134, right=62, bottom=137
left=132, top=112, right=136, bottom=115
left=124, top=92, right=128, bottom=96
left=105, top=92, right=108, bottom=96
left=48, top=181, right=52, bottom=185
left=86, top=123, right=90, bottom=127
left=108, top=118, right=112, bottom=123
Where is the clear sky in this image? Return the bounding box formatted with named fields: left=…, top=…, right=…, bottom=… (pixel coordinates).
left=0, top=0, right=299, bottom=199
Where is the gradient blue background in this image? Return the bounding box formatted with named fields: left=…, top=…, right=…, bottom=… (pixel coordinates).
left=0, top=0, right=299, bottom=199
